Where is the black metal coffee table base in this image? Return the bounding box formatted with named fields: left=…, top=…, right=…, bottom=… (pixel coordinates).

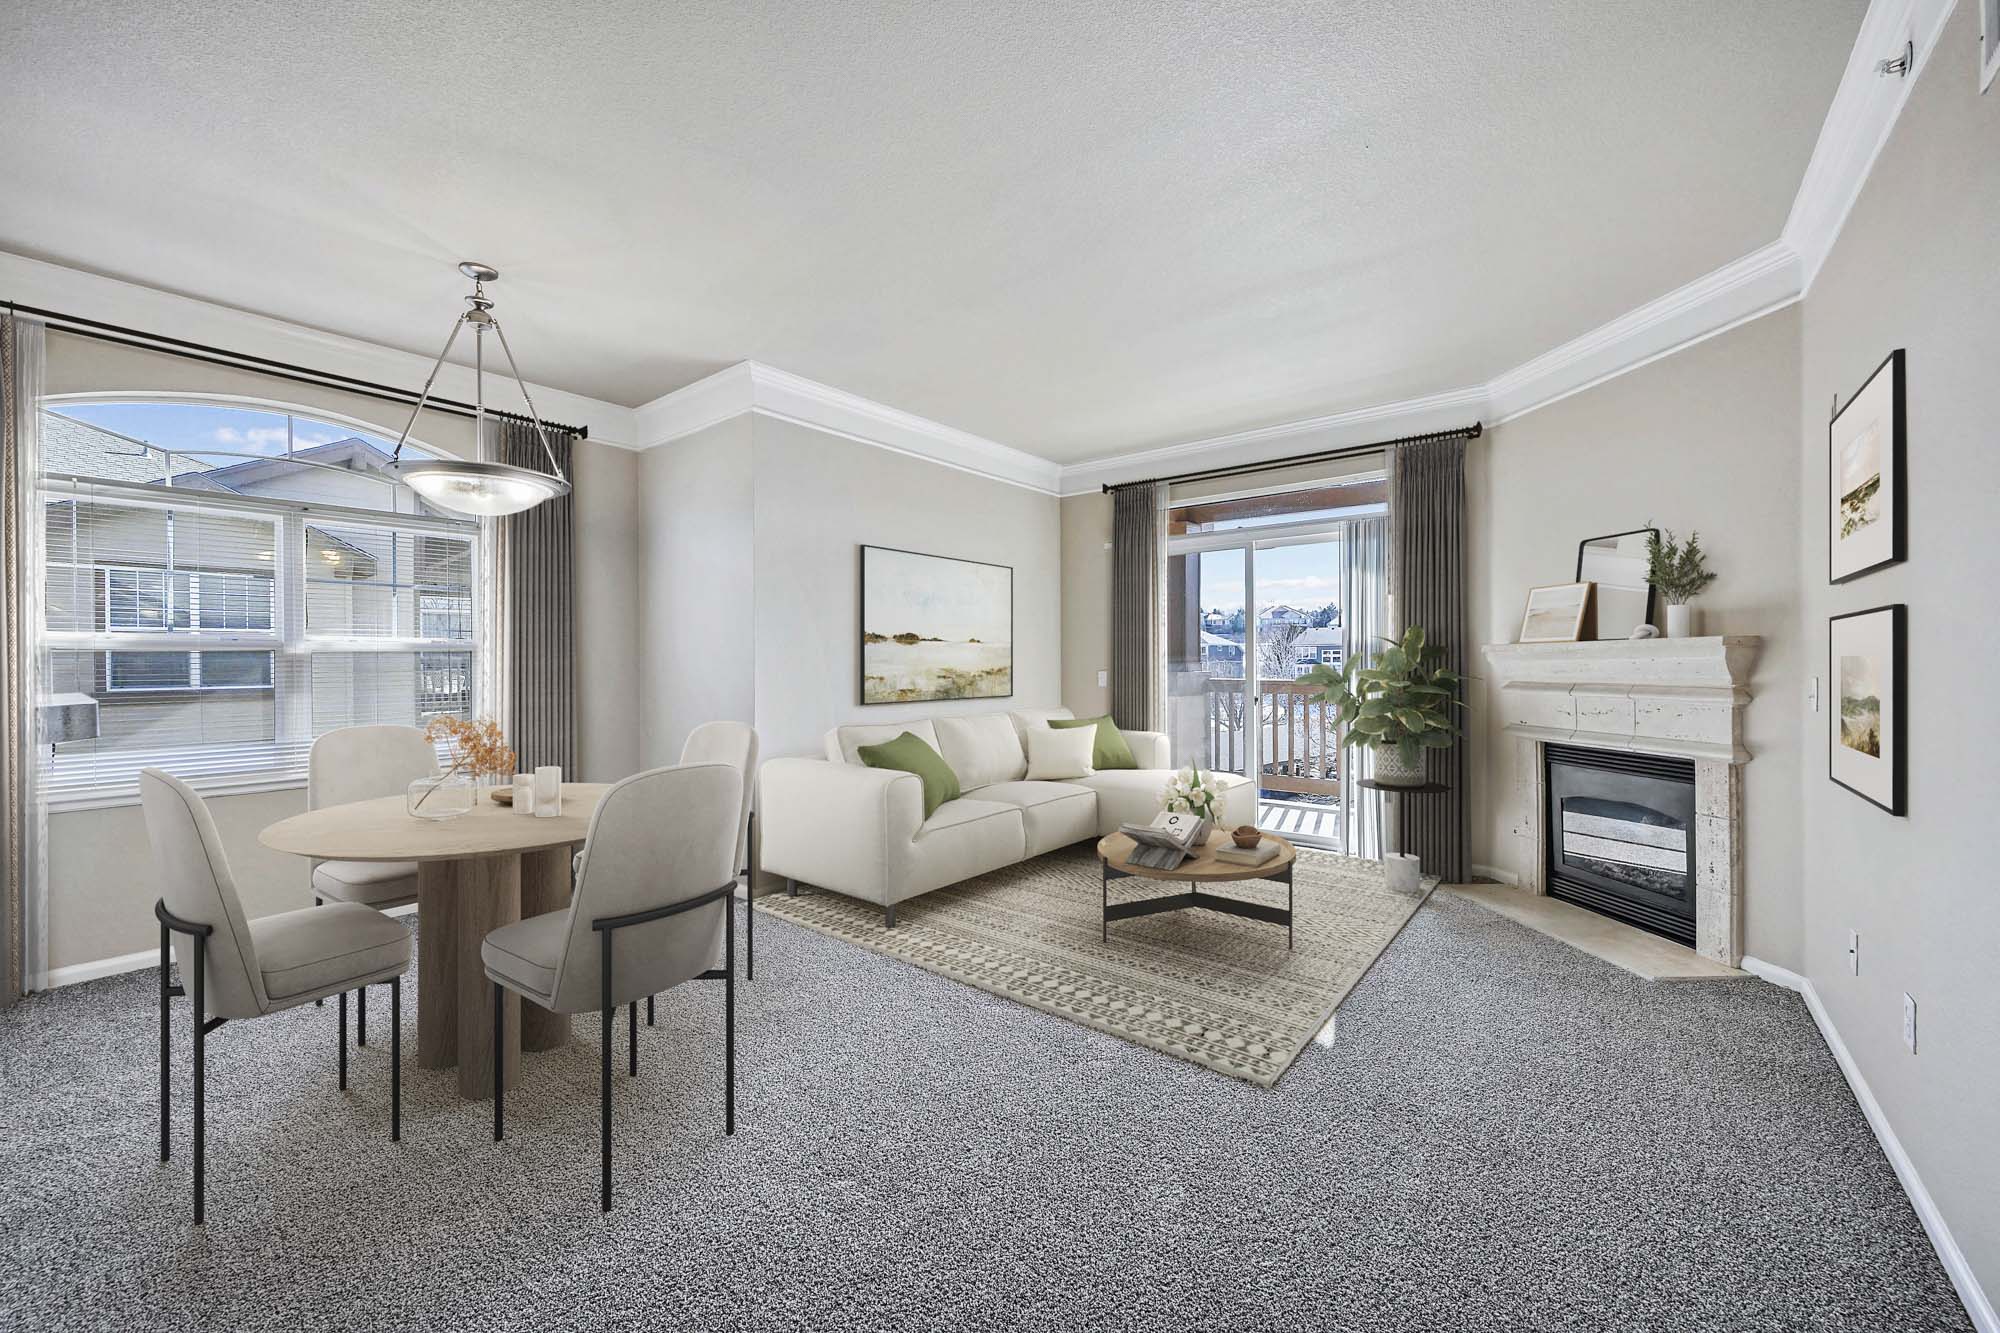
left=1101, top=862, right=1295, bottom=948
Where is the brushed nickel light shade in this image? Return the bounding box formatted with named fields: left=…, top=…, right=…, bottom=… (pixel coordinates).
left=390, top=262, right=571, bottom=517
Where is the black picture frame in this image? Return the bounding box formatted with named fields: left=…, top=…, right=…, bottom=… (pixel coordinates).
left=1828, top=603, right=1906, bottom=816
left=1574, top=527, right=1659, bottom=639
left=1828, top=349, right=1906, bottom=585
left=858, top=544, right=1015, bottom=706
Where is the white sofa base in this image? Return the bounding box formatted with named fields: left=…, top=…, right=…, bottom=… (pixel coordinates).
left=760, top=707, right=1255, bottom=923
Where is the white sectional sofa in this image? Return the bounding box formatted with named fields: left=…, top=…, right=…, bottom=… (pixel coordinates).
left=759, top=707, right=1256, bottom=924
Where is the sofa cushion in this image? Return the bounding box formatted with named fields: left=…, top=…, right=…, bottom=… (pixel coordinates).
left=898, top=797, right=1028, bottom=902
left=973, top=781, right=1098, bottom=856
left=1024, top=726, right=1096, bottom=781
left=1007, top=707, right=1074, bottom=745
left=827, top=719, right=942, bottom=766
left=1078, top=768, right=1257, bottom=836
left=1049, top=714, right=1138, bottom=769
left=858, top=731, right=960, bottom=818
left=252, top=902, right=411, bottom=1007
left=934, top=713, right=1028, bottom=790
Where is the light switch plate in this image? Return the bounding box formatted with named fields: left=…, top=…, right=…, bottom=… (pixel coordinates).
left=1902, top=993, right=1917, bottom=1053
left=1848, top=929, right=1860, bottom=975
left=1097, top=670, right=1108, bottom=688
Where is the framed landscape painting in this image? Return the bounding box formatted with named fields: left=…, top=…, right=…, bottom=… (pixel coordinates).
left=1828, top=349, right=1904, bottom=584
left=1517, top=581, right=1594, bottom=643
left=860, top=545, right=1013, bottom=704
left=1828, top=604, right=1905, bottom=815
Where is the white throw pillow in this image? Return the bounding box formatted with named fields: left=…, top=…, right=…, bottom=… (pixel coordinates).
left=1025, top=726, right=1096, bottom=781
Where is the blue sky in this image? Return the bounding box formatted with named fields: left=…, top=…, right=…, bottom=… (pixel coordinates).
left=53, top=401, right=381, bottom=465
left=1195, top=541, right=1342, bottom=615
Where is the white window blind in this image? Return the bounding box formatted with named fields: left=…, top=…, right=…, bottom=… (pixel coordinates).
left=39, top=407, right=480, bottom=807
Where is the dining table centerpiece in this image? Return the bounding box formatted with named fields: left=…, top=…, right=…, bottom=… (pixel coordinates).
left=407, top=716, right=516, bottom=820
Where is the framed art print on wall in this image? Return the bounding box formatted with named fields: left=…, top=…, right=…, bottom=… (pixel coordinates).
left=859, top=545, right=1014, bottom=704
left=1828, top=604, right=1905, bottom=815
left=1828, top=349, right=1905, bottom=584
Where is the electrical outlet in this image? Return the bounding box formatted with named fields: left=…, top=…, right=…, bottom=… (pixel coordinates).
left=1097, top=670, right=1108, bottom=688
left=1848, top=930, right=1860, bottom=975
left=1902, top=993, right=1917, bottom=1053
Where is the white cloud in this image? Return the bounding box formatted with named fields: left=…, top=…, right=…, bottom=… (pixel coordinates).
left=211, top=426, right=289, bottom=446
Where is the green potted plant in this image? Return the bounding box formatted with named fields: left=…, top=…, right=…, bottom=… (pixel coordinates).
left=1301, top=625, right=1464, bottom=789
left=1645, top=528, right=1717, bottom=638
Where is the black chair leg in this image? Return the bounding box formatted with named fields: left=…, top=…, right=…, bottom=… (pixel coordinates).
left=192, top=940, right=207, bottom=1226
left=159, top=922, right=171, bottom=1164
left=391, top=976, right=402, bottom=1142
left=646, top=994, right=654, bottom=1027
left=628, top=1000, right=638, bottom=1077
left=493, top=980, right=504, bottom=1142
left=725, top=887, right=736, bottom=1136
left=338, top=991, right=348, bottom=1091
left=600, top=945, right=614, bottom=1213
left=314, top=898, right=324, bottom=1006
left=357, top=984, right=367, bottom=1046
left=746, top=810, right=757, bottom=982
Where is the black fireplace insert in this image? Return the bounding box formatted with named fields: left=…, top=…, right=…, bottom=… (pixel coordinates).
left=1544, top=744, right=1696, bottom=945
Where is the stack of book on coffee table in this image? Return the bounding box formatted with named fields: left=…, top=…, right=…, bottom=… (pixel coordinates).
left=1118, top=811, right=1211, bottom=870
left=1214, top=837, right=1283, bottom=867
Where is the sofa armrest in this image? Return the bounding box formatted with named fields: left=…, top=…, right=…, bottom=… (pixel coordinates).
left=758, top=758, right=924, bottom=904
left=1124, top=729, right=1171, bottom=769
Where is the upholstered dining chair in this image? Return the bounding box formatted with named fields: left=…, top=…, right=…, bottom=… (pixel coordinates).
left=142, top=769, right=412, bottom=1225
left=306, top=724, right=437, bottom=1044
left=482, top=762, right=740, bottom=1212
left=669, top=720, right=760, bottom=995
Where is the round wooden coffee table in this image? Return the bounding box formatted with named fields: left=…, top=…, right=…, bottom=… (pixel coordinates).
left=1095, top=829, right=1299, bottom=947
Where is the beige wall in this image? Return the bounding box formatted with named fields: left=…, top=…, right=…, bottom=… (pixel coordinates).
left=1058, top=492, right=1113, bottom=717
left=635, top=416, right=755, bottom=768
left=749, top=416, right=1062, bottom=760
left=1468, top=307, right=1805, bottom=968
left=1795, top=2, right=2000, bottom=1297
left=39, top=334, right=644, bottom=974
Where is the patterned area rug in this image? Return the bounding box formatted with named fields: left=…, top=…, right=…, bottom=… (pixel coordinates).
left=756, top=844, right=1433, bottom=1087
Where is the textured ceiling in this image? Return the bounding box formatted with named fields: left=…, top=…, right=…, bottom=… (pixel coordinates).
left=0, top=1, right=1862, bottom=461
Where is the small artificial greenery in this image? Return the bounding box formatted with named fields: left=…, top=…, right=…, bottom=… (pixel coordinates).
left=1300, top=625, right=1464, bottom=770
left=1645, top=528, right=1718, bottom=605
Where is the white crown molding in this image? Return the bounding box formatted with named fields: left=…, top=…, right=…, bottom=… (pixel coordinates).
left=1782, top=0, right=1958, bottom=291
left=1056, top=385, right=1485, bottom=496
left=633, top=360, right=1063, bottom=495
left=1741, top=955, right=1997, bottom=1333
left=0, top=249, right=639, bottom=448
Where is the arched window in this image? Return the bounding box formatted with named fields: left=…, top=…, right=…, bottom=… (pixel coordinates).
left=39, top=399, right=478, bottom=803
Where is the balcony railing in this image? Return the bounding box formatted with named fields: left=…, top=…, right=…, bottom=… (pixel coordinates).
left=1202, top=676, right=1340, bottom=798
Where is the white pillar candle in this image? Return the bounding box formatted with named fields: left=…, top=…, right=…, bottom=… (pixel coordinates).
left=533, top=765, right=562, bottom=817
left=512, top=773, right=536, bottom=815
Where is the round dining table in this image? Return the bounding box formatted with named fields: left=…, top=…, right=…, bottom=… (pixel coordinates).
left=260, top=783, right=608, bottom=1100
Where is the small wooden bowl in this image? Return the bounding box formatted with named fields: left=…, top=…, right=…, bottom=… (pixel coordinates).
left=488, top=787, right=514, bottom=806
left=1231, top=824, right=1261, bottom=848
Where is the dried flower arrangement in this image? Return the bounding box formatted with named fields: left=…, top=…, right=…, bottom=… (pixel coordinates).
left=413, top=716, right=515, bottom=810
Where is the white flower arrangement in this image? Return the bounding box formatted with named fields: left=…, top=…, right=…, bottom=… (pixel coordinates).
left=1161, top=765, right=1223, bottom=823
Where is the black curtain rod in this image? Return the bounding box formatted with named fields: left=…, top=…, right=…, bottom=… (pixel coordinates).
left=4, top=300, right=590, bottom=439
left=1100, top=421, right=1481, bottom=494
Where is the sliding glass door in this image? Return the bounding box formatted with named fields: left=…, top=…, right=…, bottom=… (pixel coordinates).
left=1165, top=485, right=1387, bottom=851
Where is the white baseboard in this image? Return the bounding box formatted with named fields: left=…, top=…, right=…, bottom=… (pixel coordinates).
left=38, top=901, right=418, bottom=992
left=1469, top=862, right=1520, bottom=886
left=1740, top=955, right=1996, bottom=1333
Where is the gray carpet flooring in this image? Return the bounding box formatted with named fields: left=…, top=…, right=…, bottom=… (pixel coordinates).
left=0, top=888, right=1973, bottom=1332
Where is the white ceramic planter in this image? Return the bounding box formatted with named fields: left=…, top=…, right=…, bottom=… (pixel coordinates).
left=1665, top=603, right=1695, bottom=638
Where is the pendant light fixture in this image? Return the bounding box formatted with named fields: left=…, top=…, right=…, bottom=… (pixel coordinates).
left=389, top=261, right=571, bottom=517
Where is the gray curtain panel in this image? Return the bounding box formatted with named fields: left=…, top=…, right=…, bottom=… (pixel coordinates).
left=492, top=417, right=577, bottom=773
left=1110, top=481, right=1162, bottom=731
left=1389, top=437, right=1467, bottom=881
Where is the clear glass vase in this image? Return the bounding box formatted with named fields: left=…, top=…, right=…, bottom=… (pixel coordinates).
left=407, top=774, right=474, bottom=821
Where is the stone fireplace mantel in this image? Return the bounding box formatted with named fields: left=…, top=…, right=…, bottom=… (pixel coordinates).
left=1480, top=636, right=1761, bottom=965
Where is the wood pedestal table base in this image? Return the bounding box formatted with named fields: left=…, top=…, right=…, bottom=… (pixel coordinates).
left=261, top=783, right=608, bottom=1100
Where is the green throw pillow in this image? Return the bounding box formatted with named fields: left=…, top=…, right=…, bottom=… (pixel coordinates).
left=856, top=731, right=961, bottom=818
left=1050, top=715, right=1137, bottom=770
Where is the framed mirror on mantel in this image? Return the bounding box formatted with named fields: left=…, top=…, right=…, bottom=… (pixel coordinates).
left=1575, top=528, right=1658, bottom=639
